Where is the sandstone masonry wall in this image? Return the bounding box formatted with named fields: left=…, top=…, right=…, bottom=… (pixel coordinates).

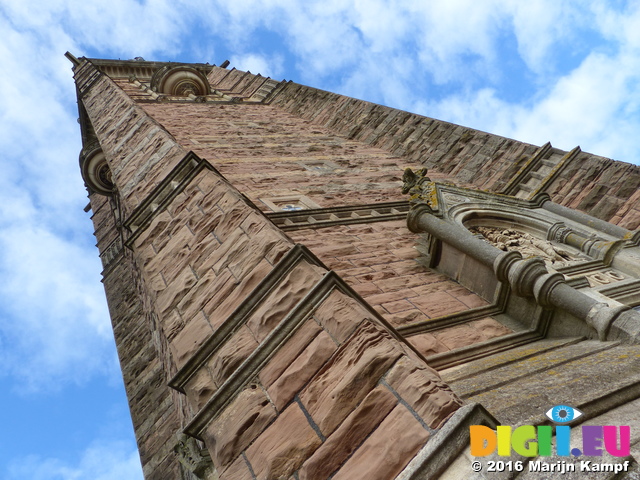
left=269, top=81, right=640, bottom=229
left=137, top=99, right=509, bottom=359
left=76, top=59, right=465, bottom=479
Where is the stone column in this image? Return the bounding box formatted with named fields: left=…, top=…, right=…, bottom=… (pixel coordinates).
left=407, top=203, right=640, bottom=343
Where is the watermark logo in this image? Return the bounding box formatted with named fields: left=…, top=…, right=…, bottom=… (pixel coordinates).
left=545, top=405, right=582, bottom=423
left=470, top=405, right=630, bottom=458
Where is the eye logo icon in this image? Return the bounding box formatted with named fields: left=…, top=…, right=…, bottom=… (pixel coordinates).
left=546, top=405, right=583, bottom=423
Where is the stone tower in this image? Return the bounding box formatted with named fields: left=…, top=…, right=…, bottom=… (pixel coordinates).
left=69, top=53, right=640, bottom=479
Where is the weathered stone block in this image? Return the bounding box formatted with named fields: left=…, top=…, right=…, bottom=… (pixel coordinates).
left=385, top=356, right=461, bottom=429
left=169, top=307, right=214, bottom=369
left=245, top=261, right=323, bottom=342
left=259, top=319, right=322, bottom=388
left=245, top=403, right=322, bottom=480
left=330, top=404, right=430, bottom=480
left=156, top=266, right=198, bottom=318
left=312, top=289, right=368, bottom=344
left=218, top=454, right=254, bottom=480
left=298, top=385, right=397, bottom=480
left=206, top=325, right=259, bottom=387
left=182, top=364, right=216, bottom=412
left=300, top=321, right=403, bottom=436
left=406, top=332, right=450, bottom=356
left=267, top=330, right=337, bottom=411
left=204, top=259, right=273, bottom=329
left=176, top=268, right=219, bottom=322
left=203, top=385, right=277, bottom=470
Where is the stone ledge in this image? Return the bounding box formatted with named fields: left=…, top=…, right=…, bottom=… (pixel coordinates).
left=267, top=200, right=410, bottom=231
left=394, top=402, right=498, bottom=480
left=182, top=270, right=338, bottom=439
left=169, top=243, right=326, bottom=394
left=425, top=330, right=543, bottom=371
left=123, top=151, right=219, bottom=247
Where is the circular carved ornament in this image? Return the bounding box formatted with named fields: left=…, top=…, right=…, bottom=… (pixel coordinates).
left=150, top=66, right=211, bottom=96
left=80, top=148, right=114, bottom=195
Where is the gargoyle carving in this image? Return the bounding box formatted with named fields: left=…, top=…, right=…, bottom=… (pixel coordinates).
left=402, top=167, right=431, bottom=195
left=402, top=168, right=439, bottom=212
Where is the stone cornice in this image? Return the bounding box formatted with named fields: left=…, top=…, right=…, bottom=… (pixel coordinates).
left=267, top=200, right=410, bottom=230
left=86, top=57, right=214, bottom=81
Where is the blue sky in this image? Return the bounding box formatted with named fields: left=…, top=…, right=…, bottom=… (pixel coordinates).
left=1, top=1, right=640, bottom=478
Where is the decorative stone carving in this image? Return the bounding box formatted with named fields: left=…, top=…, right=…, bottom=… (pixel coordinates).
left=402, top=168, right=438, bottom=212
left=471, top=226, right=573, bottom=266
left=587, top=270, right=626, bottom=287
left=442, top=193, right=469, bottom=207
left=150, top=66, right=211, bottom=97
left=80, top=146, right=114, bottom=195
left=174, top=435, right=216, bottom=479
left=548, top=222, right=573, bottom=244
left=402, top=167, right=430, bottom=195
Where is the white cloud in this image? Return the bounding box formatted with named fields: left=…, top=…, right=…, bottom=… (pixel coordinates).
left=230, top=52, right=284, bottom=78
left=0, top=10, right=118, bottom=392
left=508, top=1, right=585, bottom=74
left=0, top=222, right=115, bottom=391
left=6, top=440, right=142, bottom=480
left=1, top=0, right=186, bottom=60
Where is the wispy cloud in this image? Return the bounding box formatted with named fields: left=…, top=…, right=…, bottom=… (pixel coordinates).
left=1, top=0, right=639, bottom=478
left=5, top=440, right=142, bottom=480
left=230, top=52, right=285, bottom=78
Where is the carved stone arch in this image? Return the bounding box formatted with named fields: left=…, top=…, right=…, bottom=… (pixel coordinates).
left=449, top=203, right=585, bottom=267
left=451, top=202, right=552, bottom=235
left=80, top=145, right=114, bottom=196
left=150, top=66, right=211, bottom=96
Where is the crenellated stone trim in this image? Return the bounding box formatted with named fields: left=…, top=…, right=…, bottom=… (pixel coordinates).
left=99, top=236, right=123, bottom=270
left=501, top=142, right=553, bottom=196
left=530, top=146, right=582, bottom=198
left=501, top=144, right=582, bottom=199
left=267, top=200, right=410, bottom=231
left=74, top=60, right=103, bottom=98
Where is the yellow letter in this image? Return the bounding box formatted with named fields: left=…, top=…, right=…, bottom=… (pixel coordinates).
left=497, top=426, right=512, bottom=456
